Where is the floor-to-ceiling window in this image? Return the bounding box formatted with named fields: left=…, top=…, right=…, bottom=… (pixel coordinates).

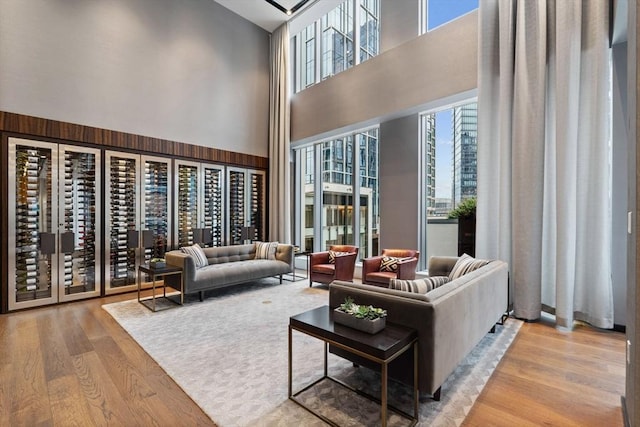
left=420, top=100, right=478, bottom=263
left=292, top=0, right=380, bottom=93
left=294, top=128, right=378, bottom=259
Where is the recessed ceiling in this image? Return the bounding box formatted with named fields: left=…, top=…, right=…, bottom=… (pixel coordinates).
left=215, top=0, right=314, bottom=33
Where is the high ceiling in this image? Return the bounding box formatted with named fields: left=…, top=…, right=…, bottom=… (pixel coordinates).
left=215, top=0, right=344, bottom=33
left=215, top=0, right=315, bottom=33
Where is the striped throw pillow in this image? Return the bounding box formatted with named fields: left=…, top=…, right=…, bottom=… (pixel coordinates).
left=255, top=241, right=278, bottom=260
left=448, top=254, right=492, bottom=280
left=379, top=256, right=400, bottom=272
left=180, top=243, right=208, bottom=268
left=389, top=276, right=450, bottom=294
left=328, top=250, right=350, bottom=264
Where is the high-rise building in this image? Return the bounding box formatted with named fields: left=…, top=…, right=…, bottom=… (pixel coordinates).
left=422, top=113, right=437, bottom=215
left=452, top=102, right=478, bottom=207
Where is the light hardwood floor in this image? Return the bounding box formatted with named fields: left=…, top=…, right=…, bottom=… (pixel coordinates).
left=0, top=291, right=626, bottom=426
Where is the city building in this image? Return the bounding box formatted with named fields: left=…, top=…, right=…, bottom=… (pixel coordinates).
left=452, top=102, right=478, bottom=207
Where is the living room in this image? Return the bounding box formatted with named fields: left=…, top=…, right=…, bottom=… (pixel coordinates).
left=0, top=0, right=638, bottom=426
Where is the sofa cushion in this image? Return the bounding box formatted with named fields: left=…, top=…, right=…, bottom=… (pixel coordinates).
left=448, top=254, right=492, bottom=280
left=379, top=256, right=400, bottom=272
left=389, top=276, right=450, bottom=294
left=328, top=250, right=351, bottom=264
left=181, top=243, right=208, bottom=268
left=255, top=241, right=278, bottom=260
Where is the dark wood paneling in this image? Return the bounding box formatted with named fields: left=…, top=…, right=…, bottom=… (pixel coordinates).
left=0, top=111, right=268, bottom=169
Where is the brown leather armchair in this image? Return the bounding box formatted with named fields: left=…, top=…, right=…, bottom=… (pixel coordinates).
left=309, top=245, right=359, bottom=287
left=362, top=248, right=420, bottom=287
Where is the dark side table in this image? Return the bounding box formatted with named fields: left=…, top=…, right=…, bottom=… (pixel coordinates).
left=288, top=305, right=419, bottom=427
left=137, top=264, right=183, bottom=312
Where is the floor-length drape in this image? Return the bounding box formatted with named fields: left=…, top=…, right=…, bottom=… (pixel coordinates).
left=268, top=23, right=291, bottom=243
left=476, top=0, right=613, bottom=328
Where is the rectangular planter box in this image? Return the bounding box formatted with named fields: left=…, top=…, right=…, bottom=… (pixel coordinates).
left=333, top=308, right=386, bottom=334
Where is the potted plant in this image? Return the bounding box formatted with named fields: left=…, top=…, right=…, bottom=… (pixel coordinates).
left=334, top=296, right=387, bottom=334
left=448, top=197, right=476, bottom=257
left=149, top=257, right=166, bottom=268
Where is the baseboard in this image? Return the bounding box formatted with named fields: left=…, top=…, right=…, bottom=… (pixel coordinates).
left=613, top=324, right=626, bottom=333
left=621, top=396, right=630, bottom=427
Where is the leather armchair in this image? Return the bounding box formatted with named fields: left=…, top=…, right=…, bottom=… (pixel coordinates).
left=309, top=245, right=359, bottom=287
left=362, top=248, right=420, bottom=287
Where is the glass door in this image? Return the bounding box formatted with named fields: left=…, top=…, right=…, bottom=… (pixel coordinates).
left=105, top=151, right=172, bottom=294
left=202, top=165, right=225, bottom=247
left=227, top=167, right=265, bottom=245
left=9, top=139, right=58, bottom=310
left=174, top=160, right=225, bottom=248
left=141, top=156, right=172, bottom=263
left=8, top=138, right=102, bottom=310
left=105, top=151, right=140, bottom=293
left=58, top=145, right=101, bottom=302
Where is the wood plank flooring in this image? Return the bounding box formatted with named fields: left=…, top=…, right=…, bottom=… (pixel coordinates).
left=0, top=292, right=626, bottom=426
left=464, top=317, right=626, bottom=426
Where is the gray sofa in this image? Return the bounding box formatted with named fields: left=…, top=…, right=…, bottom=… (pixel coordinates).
left=164, top=243, right=294, bottom=301
left=328, top=255, right=508, bottom=400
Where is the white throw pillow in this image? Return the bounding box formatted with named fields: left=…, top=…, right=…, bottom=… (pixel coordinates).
left=180, top=243, right=208, bottom=268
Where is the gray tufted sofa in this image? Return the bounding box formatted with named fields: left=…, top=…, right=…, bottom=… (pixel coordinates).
left=164, top=243, right=294, bottom=301
left=328, top=255, right=508, bottom=401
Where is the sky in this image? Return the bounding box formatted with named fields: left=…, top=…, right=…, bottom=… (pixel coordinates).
left=428, top=0, right=478, bottom=199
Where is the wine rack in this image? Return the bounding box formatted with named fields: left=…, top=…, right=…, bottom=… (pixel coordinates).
left=108, top=155, right=137, bottom=289
left=143, top=159, right=170, bottom=262
left=203, top=166, right=224, bottom=247
left=227, top=168, right=265, bottom=244
left=8, top=138, right=102, bottom=311
left=174, top=161, right=225, bottom=248
left=176, top=163, right=199, bottom=247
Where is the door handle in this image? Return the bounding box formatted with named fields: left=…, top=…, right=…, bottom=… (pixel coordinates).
left=60, top=231, right=75, bottom=254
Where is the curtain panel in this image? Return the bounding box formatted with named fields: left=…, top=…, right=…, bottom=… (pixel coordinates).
left=268, top=23, right=291, bottom=243
left=477, top=0, right=613, bottom=328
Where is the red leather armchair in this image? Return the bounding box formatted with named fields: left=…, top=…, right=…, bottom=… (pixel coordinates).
left=309, top=245, right=359, bottom=287
left=362, top=249, right=420, bottom=287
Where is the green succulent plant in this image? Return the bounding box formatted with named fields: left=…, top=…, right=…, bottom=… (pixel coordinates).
left=339, top=296, right=387, bottom=320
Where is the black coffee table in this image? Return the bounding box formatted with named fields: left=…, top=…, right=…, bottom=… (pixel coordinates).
left=288, top=305, right=418, bottom=427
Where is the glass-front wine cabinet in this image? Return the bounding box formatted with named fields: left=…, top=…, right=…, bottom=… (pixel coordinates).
left=174, top=160, right=225, bottom=248
left=227, top=167, right=265, bottom=245
left=105, top=151, right=171, bottom=294
left=8, top=138, right=102, bottom=310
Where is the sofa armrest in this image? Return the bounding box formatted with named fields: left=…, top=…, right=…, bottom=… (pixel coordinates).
left=427, top=256, right=459, bottom=277
left=165, top=250, right=197, bottom=283
left=333, top=252, right=358, bottom=281
left=396, top=257, right=419, bottom=280
left=275, top=244, right=294, bottom=271
left=310, top=251, right=330, bottom=265
left=362, top=255, right=383, bottom=278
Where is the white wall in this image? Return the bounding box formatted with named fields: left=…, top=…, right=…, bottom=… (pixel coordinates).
left=0, top=0, right=270, bottom=157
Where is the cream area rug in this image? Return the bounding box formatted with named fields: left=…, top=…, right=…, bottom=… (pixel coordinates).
left=103, top=278, right=522, bottom=427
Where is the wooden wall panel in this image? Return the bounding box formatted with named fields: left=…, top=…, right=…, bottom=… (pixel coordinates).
left=0, top=111, right=268, bottom=169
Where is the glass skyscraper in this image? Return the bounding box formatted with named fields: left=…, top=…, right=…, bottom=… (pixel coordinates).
left=452, top=102, right=478, bottom=207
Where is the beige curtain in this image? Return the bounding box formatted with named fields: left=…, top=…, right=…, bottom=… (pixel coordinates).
left=268, top=23, right=291, bottom=243
left=476, top=0, right=613, bottom=328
